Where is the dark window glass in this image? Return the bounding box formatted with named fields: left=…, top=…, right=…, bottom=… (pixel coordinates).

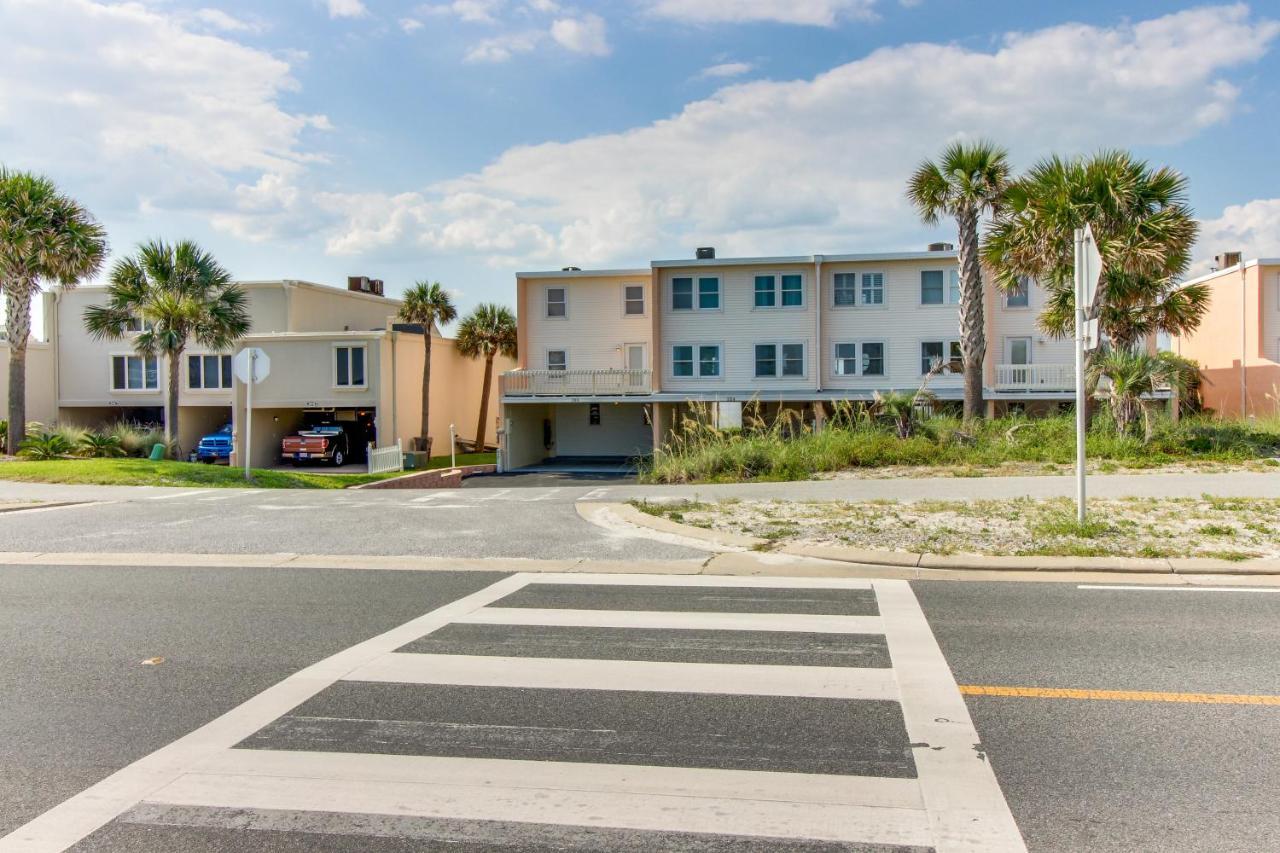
left=672, top=278, right=693, bottom=310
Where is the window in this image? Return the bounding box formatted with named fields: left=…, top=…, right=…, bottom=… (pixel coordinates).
left=545, top=287, right=566, bottom=318
left=754, top=274, right=804, bottom=308
left=921, top=340, right=963, bottom=374
left=698, top=277, right=720, bottom=309
left=834, top=343, right=858, bottom=375
left=187, top=354, right=233, bottom=390
left=672, top=345, right=694, bottom=377
left=111, top=355, right=158, bottom=391
left=833, top=274, right=857, bottom=306
left=833, top=272, right=884, bottom=307
left=949, top=269, right=962, bottom=304
left=623, top=284, right=645, bottom=316
left=698, top=344, right=720, bottom=376
left=754, top=276, right=776, bottom=308
left=754, top=344, right=776, bottom=377
left=861, top=273, right=884, bottom=306
left=921, top=270, right=945, bottom=305
left=335, top=345, right=367, bottom=388
left=547, top=350, right=567, bottom=371
left=123, top=316, right=154, bottom=333
left=754, top=343, right=805, bottom=377
left=672, top=277, right=693, bottom=310
left=1006, top=276, right=1030, bottom=308
left=861, top=342, right=885, bottom=376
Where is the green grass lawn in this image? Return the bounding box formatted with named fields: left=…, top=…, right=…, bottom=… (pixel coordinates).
left=0, top=458, right=404, bottom=489
left=421, top=452, right=495, bottom=470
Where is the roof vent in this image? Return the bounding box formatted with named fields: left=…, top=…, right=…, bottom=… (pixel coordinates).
left=561, top=266, right=581, bottom=272
left=927, top=242, right=954, bottom=252
left=695, top=247, right=716, bottom=260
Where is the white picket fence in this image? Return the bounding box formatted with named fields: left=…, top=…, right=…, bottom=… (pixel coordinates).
left=367, top=438, right=404, bottom=474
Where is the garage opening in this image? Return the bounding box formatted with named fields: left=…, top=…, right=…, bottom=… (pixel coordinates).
left=273, top=407, right=377, bottom=469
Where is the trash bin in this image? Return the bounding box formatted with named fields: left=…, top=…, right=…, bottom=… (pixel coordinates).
left=148, top=443, right=166, bottom=461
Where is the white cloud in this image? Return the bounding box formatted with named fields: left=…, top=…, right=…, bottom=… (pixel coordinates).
left=1195, top=198, right=1280, bottom=272
left=400, top=16, right=425, bottom=32
left=0, top=0, right=327, bottom=237
left=699, top=61, right=753, bottom=78
left=465, top=30, right=542, bottom=62
left=549, top=13, right=609, bottom=55
left=316, top=5, right=1279, bottom=267
left=645, top=0, right=877, bottom=26
left=326, top=0, right=368, bottom=19
left=422, top=0, right=504, bottom=24
left=192, top=8, right=262, bottom=33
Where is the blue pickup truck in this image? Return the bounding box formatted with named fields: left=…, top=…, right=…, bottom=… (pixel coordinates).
left=195, top=424, right=233, bottom=464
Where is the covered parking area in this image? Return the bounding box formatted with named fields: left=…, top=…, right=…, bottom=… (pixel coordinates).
left=501, top=400, right=656, bottom=472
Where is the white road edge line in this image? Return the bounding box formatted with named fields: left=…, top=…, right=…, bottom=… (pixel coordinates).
left=872, top=579, right=1026, bottom=853
left=345, top=652, right=900, bottom=701
left=1077, top=584, right=1280, bottom=593
left=0, top=573, right=536, bottom=853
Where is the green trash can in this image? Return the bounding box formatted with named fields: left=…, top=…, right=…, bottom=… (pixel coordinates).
left=148, top=443, right=166, bottom=461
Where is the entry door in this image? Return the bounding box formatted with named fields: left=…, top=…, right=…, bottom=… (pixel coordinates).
left=623, top=344, right=647, bottom=391
left=1005, top=337, right=1032, bottom=385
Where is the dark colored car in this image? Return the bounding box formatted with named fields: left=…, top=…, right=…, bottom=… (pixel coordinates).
left=281, top=424, right=352, bottom=467
left=195, top=424, right=233, bottom=464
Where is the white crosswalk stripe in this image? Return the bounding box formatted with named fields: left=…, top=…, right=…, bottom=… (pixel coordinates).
left=0, top=572, right=1026, bottom=852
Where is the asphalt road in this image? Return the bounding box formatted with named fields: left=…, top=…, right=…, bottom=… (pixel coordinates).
left=2, top=563, right=1277, bottom=851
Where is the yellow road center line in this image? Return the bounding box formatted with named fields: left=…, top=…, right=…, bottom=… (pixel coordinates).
left=959, top=685, right=1280, bottom=706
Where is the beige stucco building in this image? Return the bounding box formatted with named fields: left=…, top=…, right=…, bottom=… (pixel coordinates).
left=2, top=278, right=510, bottom=466
left=1172, top=257, right=1280, bottom=417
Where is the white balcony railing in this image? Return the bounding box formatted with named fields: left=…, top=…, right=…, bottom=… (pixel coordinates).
left=994, top=363, right=1075, bottom=391
left=501, top=368, right=652, bottom=397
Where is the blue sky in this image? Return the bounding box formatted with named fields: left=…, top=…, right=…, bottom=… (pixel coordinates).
left=3, top=0, right=1279, bottom=332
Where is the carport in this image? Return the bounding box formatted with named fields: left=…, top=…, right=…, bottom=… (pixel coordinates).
left=501, top=401, right=652, bottom=472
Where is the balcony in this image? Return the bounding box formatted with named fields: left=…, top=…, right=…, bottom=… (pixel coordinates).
left=501, top=368, right=653, bottom=397
left=994, top=363, right=1074, bottom=392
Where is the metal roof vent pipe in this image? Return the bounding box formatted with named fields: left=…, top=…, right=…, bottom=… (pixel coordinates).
left=696, top=247, right=716, bottom=260
left=928, top=242, right=955, bottom=252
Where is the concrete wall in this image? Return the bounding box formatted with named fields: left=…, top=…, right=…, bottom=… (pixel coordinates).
left=503, top=403, right=551, bottom=469
left=553, top=402, right=653, bottom=458
left=0, top=341, right=57, bottom=427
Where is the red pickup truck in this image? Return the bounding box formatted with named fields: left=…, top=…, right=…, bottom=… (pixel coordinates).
left=281, top=424, right=351, bottom=467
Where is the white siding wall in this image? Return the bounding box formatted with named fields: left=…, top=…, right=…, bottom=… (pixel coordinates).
left=1262, top=266, right=1280, bottom=361
left=988, top=277, right=1074, bottom=369
left=822, top=259, right=963, bottom=393
left=523, top=276, right=653, bottom=372
left=659, top=263, right=817, bottom=393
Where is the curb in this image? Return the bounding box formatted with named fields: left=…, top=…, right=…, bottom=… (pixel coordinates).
left=351, top=463, right=496, bottom=490
left=599, top=502, right=1280, bottom=576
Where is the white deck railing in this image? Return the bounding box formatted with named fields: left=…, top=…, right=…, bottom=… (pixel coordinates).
left=994, top=363, right=1075, bottom=391
left=367, top=438, right=404, bottom=474
left=501, top=369, right=652, bottom=397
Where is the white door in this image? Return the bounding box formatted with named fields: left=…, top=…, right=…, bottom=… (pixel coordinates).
left=1005, top=337, right=1032, bottom=385
left=623, top=343, right=647, bottom=391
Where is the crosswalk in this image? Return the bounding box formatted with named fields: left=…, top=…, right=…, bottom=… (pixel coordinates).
left=0, top=573, right=1025, bottom=852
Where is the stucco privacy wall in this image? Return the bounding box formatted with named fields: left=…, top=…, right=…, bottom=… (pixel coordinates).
left=0, top=342, right=57, bottom=426
left=387, top=330, right=514, bottom=451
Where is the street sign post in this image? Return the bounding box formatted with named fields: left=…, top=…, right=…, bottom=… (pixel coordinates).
left=233, top=348, right=271, bottom=481
left=1074, top=225, right=1104, bottom=523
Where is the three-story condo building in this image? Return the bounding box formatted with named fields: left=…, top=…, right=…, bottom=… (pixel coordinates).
left=500, top=245, right=1075, bottom=470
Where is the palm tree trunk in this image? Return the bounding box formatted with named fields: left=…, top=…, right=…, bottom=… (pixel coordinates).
left=955, top=207, right=986, bottom=420
left=5, top=284, right=32, bottom=455
left=474, top=353, right=494, bottom=452
left=420, top=329, right=432, bottom=451
left=166, top=350, right=181, bottom=459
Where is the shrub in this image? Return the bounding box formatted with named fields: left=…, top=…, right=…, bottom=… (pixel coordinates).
left=105, top=421, right=168, bottom=457
left=78, top=433, right=126, bottom=458
left=18, top=431, right=73, bottom=460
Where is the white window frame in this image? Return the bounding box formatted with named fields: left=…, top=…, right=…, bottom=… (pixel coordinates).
left=621, top=283, right=646, bottom=318
left=833, top=272, right=886, bottom=308
left=920, top=339, right=962, bottom=375
left=545, top=348, right=568, bottom=371
left=753, top=341, right=807, bottom=379
left=122, top=316, right=155, bottom=334
left=1003, top=276, right=1031, bottom=309
left=110, top=353, right=159, bottom=392
left=333, top=343, right=369, bottom=390
left=832, top=342, right=860, bottom=376
left=752, top=272, right=805, bottom=310
left=858, top=341, right=887, bottom=378
left=670, top=276, right=722, bottom=312
left=185, top=352, right=234, bottom=392
left=544, top=285, right=568, bottom=320
left=669, top=341, right=724, bottom=380
left=920, top=269, right=960, bottom=307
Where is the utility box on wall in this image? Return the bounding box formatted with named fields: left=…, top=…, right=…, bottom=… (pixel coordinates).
left=717, top=401, right=742, bottom=429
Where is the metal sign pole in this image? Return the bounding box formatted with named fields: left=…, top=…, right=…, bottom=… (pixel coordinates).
left=1074, top=228, right=1087, bottom=524
left=244, top=350, right=255, bottom=482
left=449, top=423, right=456, bottom=470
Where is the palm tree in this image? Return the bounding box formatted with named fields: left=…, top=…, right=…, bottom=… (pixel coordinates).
left=83, top=239, right=249, bottom=458
left=397, top=281, right=457, bottom=454
left=982, top=150, right=1206, bottom=351
left=1087, top=347, right=1197, bottom=439
left=455, top=303, right=517, bottom=453
left=0, top=169, right=107, bottom=454
left=907, top=140, right=1012, bottom=420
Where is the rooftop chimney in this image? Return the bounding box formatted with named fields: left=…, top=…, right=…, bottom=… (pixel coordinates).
left=927, top=242, right=955, bottom=252
left=696, top=247, right=716, bottom=260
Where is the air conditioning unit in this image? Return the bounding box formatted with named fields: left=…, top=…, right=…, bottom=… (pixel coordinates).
left=928, top=242, right=955, bottom=252
left=1215, top=252, right=1243, bottom=269
left=369, top=279, right=384, bottom=296
left=347, top=276, right=372, bottom=293
left=696, top=247, right=716, bottom=260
